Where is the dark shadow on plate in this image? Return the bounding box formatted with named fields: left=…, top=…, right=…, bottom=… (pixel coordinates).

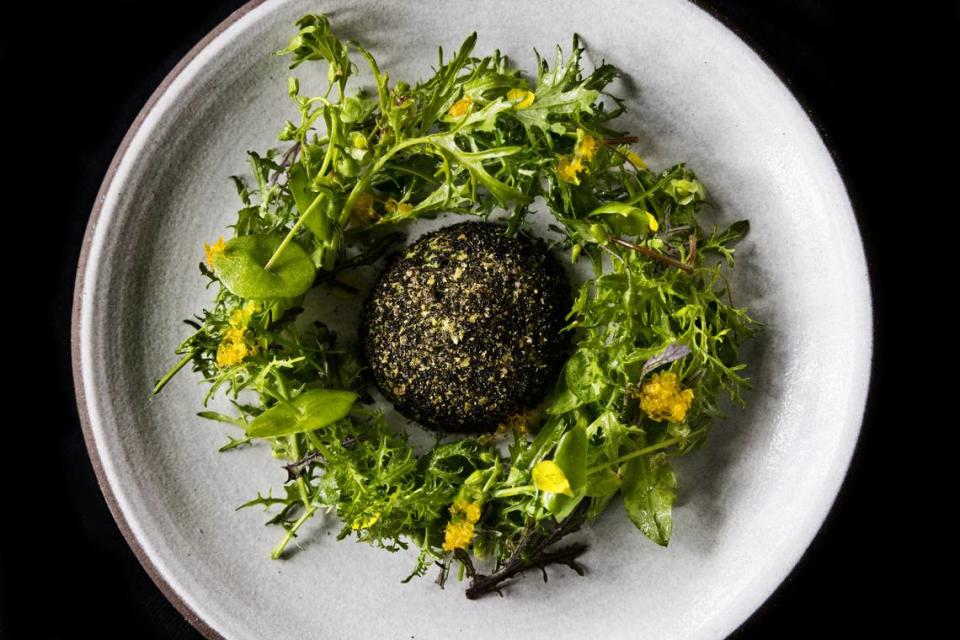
left=275, top=507, right=341, bottom=559
left=672, top=236, right=790, bottom=554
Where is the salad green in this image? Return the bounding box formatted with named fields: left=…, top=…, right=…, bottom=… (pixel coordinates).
left=156, top=13, right=755, bottom=598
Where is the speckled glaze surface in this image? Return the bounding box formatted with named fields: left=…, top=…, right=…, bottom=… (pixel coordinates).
left=73, top=1, right=872, bottom=638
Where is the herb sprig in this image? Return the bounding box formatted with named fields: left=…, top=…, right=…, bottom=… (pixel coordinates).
left=156, top=14, right=755, bottom=598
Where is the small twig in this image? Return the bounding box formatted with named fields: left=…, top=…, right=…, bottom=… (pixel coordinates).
left=466, top=543, right=588, bottom=599
left=454, top=549, right=478, bottom=578
left=283, top=450, right=325, bottom=482
left=609, top=236, right=694, bottom=274
left=270, top=143, right=302, bottom=187
left=464, top=502, right=589, bottom=599
left=687, top=234, right=697, bottom=267
left=662, top=224, right=692, bottom=238
left=434, top=560, right=451, bottom=588
left=602, top=135, right=640, bottom=146
left=282, top=437, right=357, bottom=481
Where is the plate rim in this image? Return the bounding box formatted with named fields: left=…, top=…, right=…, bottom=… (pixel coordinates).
left=70, top=1, right=873, bottom=638
left=71, top=2, right=266, bottom=638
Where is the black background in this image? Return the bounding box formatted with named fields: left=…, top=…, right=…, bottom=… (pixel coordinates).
left=1, top=1, right=944, bottom=637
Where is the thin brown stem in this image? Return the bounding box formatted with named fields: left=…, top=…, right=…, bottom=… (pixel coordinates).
left=465, top=502, right=589, bottom=599
left=602, top=135, right=640, bottom=146
left=609, top=236, right=694, bottom=274
left=282, top=436, right=358, bottom=481
left=283, top=450, right=325, bottom=482
left=687, top=234, right=698, bottom=266
left=270, top=143, right=302, bottom=187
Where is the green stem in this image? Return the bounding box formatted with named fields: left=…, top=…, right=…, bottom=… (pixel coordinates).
left=609, top=236, right=693, bottom=274
left=152, top=351, right=193, bottom=395
left=265, top=111, right=339, bottom=273
left=268, top=133, right=439, bottom=273
left=261, top=375, right=298, bottom=411
left=491, top=485, right=537, bottom=499
left=270, top=504, right=317, bottom=560
left=492, top=429, right=707, bottom=500
left=482, top=463, right=501, bottom=494
left=336, top=135, right=434, bottom=226
left=317, top=115, right=338, bottom=179
left=625, top=167, right=683, bottom=206
left=586, top=428, right=706, bottom=473
left=263, top=190, right=326, bottom=272
left=304, top=431, right=335, bottom=461
left=289, top=435, right=312, bottom=507
left=274, top=372, right=291, bottom=401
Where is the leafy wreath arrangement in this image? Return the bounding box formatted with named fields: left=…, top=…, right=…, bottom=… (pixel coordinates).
left=155, top=14, right=755, bottom=599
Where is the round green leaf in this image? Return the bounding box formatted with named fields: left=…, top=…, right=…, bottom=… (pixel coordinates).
left=247, top=389, right=358, bottom=439
left=212, top=234, right=316, bottom=299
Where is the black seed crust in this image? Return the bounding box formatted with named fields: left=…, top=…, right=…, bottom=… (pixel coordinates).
left=361, top=222, right=571, bottom=433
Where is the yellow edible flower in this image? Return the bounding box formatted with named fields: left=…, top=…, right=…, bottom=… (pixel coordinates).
left=645, top=212, right=659, bottom=232
left=507, top=88, right=535, bottom=109
left=479, top=415, right=525, bottom=445
left=204, top=237, right=226, bottom=267
left=557, top=129, right=601, bottom=184
left=351, top=512, right=380, bottom=530
left=532, top=460, right=574, bottom=496
left=451, top=499, right=481, bottom=524
left=229, top=302, right=260, bottom=329
left=441, top=499, right=481, bottom=552
left=575, top=133, right=599, bottom=161
left=447, top=95, right=473, bottom=118
left=442, top=520, right=475, bottom=551
left=352, top=192, right=376, bottom=225
left=215, top=326, right=257, bottom=368
left=638, top=371, right=695, bottom=423
left=384, top=197, right=414, bottom=217
left=625, top=151, right=648, bottom=170
left=556, top=155, right=585, bottom=184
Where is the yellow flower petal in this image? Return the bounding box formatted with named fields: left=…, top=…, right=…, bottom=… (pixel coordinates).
left=557, top=155, right=584, bottom=185
left=575, top=132, right=599, bottom=161
left=452, top=499, right=481, bottom=524
left=351, top=512, right=380, bottom=530
left=229, top=302, right=260, bottom=329
left=447, top=95, right=473, bottom=118
left=204, top=237, right=226, bottom=267
left=626, top=151, right=648, bottom=170
left=532, top=460, right=574, bottom=496
left=442, top=520, right=475, bottom=551
left=384, top=197, right=414, bottom=216
left=507, top=88, right=535, bottom=109
left=638, top=371, right=695, bottom=423
left=645, top=212, right=659, bottom=233
left=215, top=326, right=257, bottom=368
left=215, top=342, right=246, bottom=368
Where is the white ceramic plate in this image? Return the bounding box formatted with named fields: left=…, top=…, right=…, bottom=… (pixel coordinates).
left=73, top=1, right=872, bottom=638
